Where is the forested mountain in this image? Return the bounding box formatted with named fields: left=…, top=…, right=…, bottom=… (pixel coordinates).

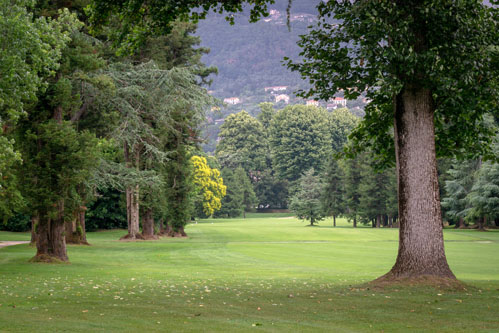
left=195, top=0, right=366, bottom=152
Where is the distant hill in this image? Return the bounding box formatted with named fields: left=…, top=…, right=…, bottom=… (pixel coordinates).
left=196, top=0, right=366, bottom=152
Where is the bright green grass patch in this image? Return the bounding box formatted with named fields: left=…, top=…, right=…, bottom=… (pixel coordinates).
left=1, top=216, right=498, bottom=332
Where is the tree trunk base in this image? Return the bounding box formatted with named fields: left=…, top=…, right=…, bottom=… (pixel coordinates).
left=141, top=233, right=159, bottom=240
left=369, top=273, right=465, bottom=290
left=165, top=226, right=187, bottom=238
left=119, top=233, right=145, bottom=241
left=29, top=254, right=69, bottom=264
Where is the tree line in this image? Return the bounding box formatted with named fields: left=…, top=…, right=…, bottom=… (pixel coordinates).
left=0, top=0, right=224, bottom=261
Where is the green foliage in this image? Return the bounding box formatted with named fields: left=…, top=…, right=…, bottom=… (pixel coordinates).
left=441, top=159, right=480, bottom=224
left=270, top=105, right=331, bottom=183
left=0, top=214, right=30, bottom=232
left=289, top=168, right=326, bottom=225
left=465, top=140, right=499, bottom=223
left=357, top=157, right=396, bottom=225
left=89, top=0, right=273, bottom=54
left=215, top=168, right=244, bottom=218
left=215, top=110, right=269, bottom=172
left=0, top=2, right=69, bottom=123
left=342, top=153, right=362, bottom=224
left=287, top=1, right=498, bottom=166
left=234, top=166, right=257, bottom=215
left=320, top=158, right=344, bottom=219
left=86, top=189, right=127, bottom=231
left=328, top=108, right=359, bottom=153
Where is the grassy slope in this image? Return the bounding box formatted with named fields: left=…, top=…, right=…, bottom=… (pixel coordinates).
left=0, top=216, right=498, bottom=332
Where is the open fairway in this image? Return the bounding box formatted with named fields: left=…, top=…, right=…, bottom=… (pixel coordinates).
left=1, top=215, right=498, bottom=332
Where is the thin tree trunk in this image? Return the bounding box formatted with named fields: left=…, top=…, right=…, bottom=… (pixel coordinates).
left=388, top=215, right=393, bottom=228
left=353, top=217, right=357, bottom=228
left=379, top=86, right=455, bottom=281
left=122, top=144, right=142, bottom=240
left=477, top=217, right=486, bottom=231
left=333, top=215, right=336, bottom=227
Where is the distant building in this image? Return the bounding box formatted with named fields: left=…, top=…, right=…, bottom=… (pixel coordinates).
left=265, top=86, right=288, bottom=92
left=306, top=100, right=319, bottom=107
left=223, top=97, right=241, bottom=105
left=275, top=94, right=290, bottom=104
left=326, top=103, right=338, bottom=110
left=331, top=97, right=347, bottom=107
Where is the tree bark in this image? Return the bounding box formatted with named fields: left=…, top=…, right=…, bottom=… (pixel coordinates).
left=30, top=214, right=39, bottom=245
left=376, top=215, right=381, bottom=228
left=141, top=208, right=158, bottom=239
left=353, top=217, right=357, bottom=228
left=32, top=202, right=68, bottom=262
left=65, top=206, right=89, bottom=245
left=121, top=143, right=141, bottom=240
left=380, top=86, right=455, bottom=280
left=333, top=215, right=336, bottom=227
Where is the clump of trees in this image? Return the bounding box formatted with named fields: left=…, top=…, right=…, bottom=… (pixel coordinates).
left=0, top=1, right=226, bottom=262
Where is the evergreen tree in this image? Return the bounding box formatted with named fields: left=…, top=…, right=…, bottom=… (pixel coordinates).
left=215, top=168, right=244, bottom=218
left=234, top=166, right=257, bottom=218
left=342, top=154, right=363, bottom=228
left=441, top=159, right=480, bottom=228
left=320, top=158, right=344, bottom=227
left=289, top=169, right=326, bottom=226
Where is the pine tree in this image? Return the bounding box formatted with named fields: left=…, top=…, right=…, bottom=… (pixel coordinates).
left=321, top=158, right=344, bottom=227
left=290, top=169, right=326, bottom=226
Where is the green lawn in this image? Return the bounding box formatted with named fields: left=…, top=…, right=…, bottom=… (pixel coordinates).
left=1, top=216, right=498, bottom=332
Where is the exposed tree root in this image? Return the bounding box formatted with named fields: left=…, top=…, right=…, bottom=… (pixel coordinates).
left=368, top=273, right=466, bottom=291
left=119, top=233, right=145, bottom=241
left=29, top=254, right=69, bottom=264
left=141, top=234, right=159, bottom=240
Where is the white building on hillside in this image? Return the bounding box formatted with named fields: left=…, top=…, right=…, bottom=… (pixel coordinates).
left=275, top=94, right=290, bottom=104
left=306, top=99, right=319, bottom=107
left=223, top=97, right=241, bottom=105
left=330, top=97, right=347, bottom=107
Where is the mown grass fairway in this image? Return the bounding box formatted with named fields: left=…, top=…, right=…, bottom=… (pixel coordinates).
left=1, top=215, right=498, bottom=332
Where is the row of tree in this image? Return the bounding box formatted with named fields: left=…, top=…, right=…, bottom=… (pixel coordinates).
left=0, top=1, right=225, bottom=262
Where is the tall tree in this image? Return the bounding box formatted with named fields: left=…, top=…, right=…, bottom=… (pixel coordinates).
left=328, top=108, right=359, bottom=153
left=0, top=0, right=68, bottom=221
left=287, top=1, right=498, bottom=282
left=215, top=110, right=268, bottom=172
left=320, top=158, right=344, bottom=227
left=191, top=155, right=226, bottom=218
left=441, top=159, right=480, bottom=228
left=234, top=166, right=257, bottom=218
left=215, top=168, right=244, bottom=218
left=269, top=105, right=331, bottom=184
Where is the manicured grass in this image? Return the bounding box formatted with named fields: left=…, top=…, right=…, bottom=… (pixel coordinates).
left=1, top=216, right=498, bottom=332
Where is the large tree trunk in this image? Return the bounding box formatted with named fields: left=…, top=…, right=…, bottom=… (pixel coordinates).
left=378, top=86, right=455, bottom=281
left=65, top=206, right=89, bottom=245
left=376, top=215, right=381, bottom=228
left=141, top=208, right=158, bottom=239
left=32, top=202, right=68, bottom=262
